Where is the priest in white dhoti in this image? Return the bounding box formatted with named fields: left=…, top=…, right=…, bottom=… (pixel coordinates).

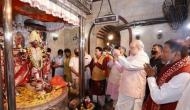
left=114, top=40, right=149, bottom=110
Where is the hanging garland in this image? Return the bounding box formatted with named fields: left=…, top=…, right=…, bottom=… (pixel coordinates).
left=27, top=47, right=43, bottom=69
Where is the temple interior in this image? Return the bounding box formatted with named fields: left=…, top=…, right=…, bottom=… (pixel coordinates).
left=0, top=0, right=190, bottom=110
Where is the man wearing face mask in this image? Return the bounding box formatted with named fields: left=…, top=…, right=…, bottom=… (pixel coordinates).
left=143, top=39, right=190, bottom=110
left=144, top=44, right=165, bottom=101
left=150, top=44, right=165, bottom=74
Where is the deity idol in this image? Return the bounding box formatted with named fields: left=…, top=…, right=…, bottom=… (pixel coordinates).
left=27, top=30, right=44, bottom=81
left=14, top=32, right=30, bottom=86
left=14, top=30, right=51, bottom=92
left=14, top=32, right=25, bottom=48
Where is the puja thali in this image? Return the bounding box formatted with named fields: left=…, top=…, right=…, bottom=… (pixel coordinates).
left=15, top=85, right=68, bottom=110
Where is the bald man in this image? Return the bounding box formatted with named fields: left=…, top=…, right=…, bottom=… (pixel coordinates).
left=114, top=40, right=149, bottom=110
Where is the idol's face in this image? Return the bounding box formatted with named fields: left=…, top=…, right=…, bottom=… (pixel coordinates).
left=31, top=40, right=39, bottom=48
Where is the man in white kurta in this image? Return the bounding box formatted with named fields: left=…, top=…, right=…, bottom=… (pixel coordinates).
left=52, top=49, right=64, bottom=77
left=143, top=39, right=190, bottom=110
left=114, top=40, right=149, bottom=110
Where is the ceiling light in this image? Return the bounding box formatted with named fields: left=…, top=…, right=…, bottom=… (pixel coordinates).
left=187, top=23, right=190, bottom=29
left=186, top=36, right=190, bottom=40
left=158, top=30, right=163, bottom=33
left=108, top=34, right=114, bottom=40
left=51, top=33, right=58, bottom=38
left=107, top=42, right=110, bottom=46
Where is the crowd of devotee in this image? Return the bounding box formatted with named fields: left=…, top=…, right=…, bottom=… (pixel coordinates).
left=7, top=28, right=190, bottom=110
left=43, top=36, right=190, bottom=110
left=7, top=29, right=190, bottom=110
left=1, top=0, right=190, bottom=110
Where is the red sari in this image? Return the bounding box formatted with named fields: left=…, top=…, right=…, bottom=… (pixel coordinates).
left=15, top=60, right=32, bottom=86
left=142, top=56, right=190, bottom=110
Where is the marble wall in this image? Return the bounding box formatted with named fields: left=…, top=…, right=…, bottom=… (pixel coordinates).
left=46, top=27, right=79, bottom=57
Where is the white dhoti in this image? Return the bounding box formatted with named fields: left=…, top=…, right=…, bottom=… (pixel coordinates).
left=84, top=67, right=91, bottom=90
left=115, top=94, right=143, bottom=110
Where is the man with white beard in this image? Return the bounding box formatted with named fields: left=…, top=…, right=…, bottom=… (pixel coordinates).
left=114, top=40, right=149, bottom=110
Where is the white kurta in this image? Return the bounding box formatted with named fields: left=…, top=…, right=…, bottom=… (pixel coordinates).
left=69, top=56, right=79, bottom=80
left=53, top=56, right=64, bottom=76
left=147, top=73, right=190, bottom=104
left=106, top=60, right=122, bottom=100
left=176, top=81, right=190, bottom=110
left=117, top=50, right=149, bottom=98
left=116, top=50, right=149, bottom=110
left=84, top=53, right=92, bottom=90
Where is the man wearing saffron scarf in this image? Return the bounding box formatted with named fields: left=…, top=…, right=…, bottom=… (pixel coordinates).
left=90, top=47, right=111, bottom=108
left=143, top=39, right=190, bottom=110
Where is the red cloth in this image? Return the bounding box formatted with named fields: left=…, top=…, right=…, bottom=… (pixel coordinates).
left=15, top=61, right=32, bottom=86
left=50, top=76, right=67, bottom=87
left=103, top=54, right=113, bottom=77
left=92, top=54, right=112, bottom=77
left=143, top=57, right=190, bottom=110
left=90, top=79, right=106, bottom=95
left=42, top=59, right=51, bottom=76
